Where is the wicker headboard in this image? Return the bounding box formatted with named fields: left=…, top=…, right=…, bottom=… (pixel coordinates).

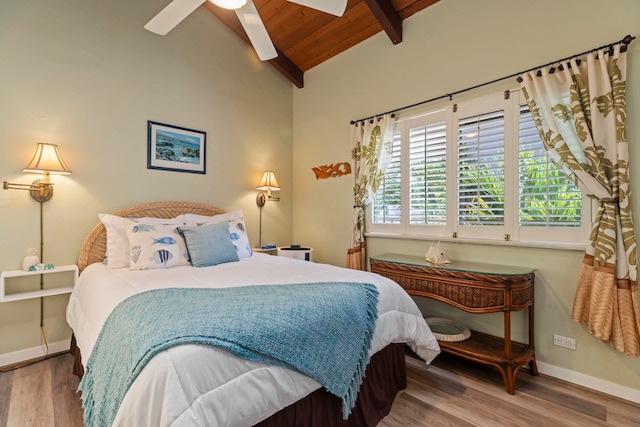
left=77, top=201, right=226, bottom=272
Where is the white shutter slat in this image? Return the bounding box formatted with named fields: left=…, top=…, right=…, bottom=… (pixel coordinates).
left=372, top=130, right=402, bottom=224
left=457, top=109, right=505, bottom=226
left=409, top=120, right=447, bottom=225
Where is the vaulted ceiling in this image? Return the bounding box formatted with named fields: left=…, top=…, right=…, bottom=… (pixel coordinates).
left=204, top=0, right=441, bottom=88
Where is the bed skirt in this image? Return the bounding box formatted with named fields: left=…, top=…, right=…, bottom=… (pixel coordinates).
left=69, top=337, right=406, bottom=426
left=255, top=343, right=406, bottom=426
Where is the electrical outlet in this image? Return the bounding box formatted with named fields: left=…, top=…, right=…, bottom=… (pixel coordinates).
left=553, top=334, right=576, bottom=350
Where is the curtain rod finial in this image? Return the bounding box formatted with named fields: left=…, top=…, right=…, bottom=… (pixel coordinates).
left=623, top=34, right=634, bottom=45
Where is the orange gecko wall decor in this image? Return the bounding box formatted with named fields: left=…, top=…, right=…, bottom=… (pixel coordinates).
left=312, top=162, right=351, bottom=179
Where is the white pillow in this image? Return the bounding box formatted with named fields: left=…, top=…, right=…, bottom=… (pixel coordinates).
left=184, top=210, right=252, bottom=259
left=125, top=221, right=190, bottom=270
left=183, top=210, right=243, bottom=226
left=99, top=213, right=186, bottom=269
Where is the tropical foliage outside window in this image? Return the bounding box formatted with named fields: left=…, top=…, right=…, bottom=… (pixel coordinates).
left=518, top=106, right=582, bottom=227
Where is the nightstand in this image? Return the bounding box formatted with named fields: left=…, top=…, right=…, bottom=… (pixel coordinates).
left=0, top=264, right=78, bottom=302
left=278, top=246, right=313, bottom=262
left=252, top=247, right=278, bottom=255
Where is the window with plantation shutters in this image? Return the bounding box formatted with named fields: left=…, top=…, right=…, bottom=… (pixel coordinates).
left=371, top=130, right=401, bottom=224
left=409, top=121, right=447, bottom=225
left=457, top=110, right=505, bottom=226
left=518, top=106, right=582, bottom=228
left=367, top=88, right=587, bottom=246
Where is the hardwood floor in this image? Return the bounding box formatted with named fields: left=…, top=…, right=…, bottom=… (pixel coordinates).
left=386, top=354, right=640, bottom=426
left=0, top=353, right=83, bottom=427
left=1, top=352, right=638, bottom=426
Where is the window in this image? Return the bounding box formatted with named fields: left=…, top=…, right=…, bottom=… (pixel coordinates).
left=518, top=106, right=582, bottom=228
left=457, top=109, right=505, bottom=227
left=372, top=131, right=401, bottom=224
left=368, top=90, right=587, bottom=246
left=409, top=120, right=447, bottom=225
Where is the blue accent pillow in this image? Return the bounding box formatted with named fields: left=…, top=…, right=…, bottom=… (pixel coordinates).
left=179, top=222, right=240, bottom=267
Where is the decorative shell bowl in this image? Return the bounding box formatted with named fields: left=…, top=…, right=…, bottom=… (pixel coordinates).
left=425, top=242, right=450, bottom=264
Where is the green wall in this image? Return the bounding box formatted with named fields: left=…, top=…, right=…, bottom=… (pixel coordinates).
left=2, top=0, right=639, bottom=403
left=0, top=0, right=293, bottom=359
left=293, top=0, right=640, bottom=398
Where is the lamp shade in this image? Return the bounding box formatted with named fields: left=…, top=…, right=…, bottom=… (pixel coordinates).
left=22, top=143, right=71, bottom=175
left=256, top=171, right=280, bottom=191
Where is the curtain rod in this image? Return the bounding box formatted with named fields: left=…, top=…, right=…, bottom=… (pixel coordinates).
left=350, top=34, right=635, bottom=124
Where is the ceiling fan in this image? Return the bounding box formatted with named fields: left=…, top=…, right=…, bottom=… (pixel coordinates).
left=144, top=0, right=348, bottom=61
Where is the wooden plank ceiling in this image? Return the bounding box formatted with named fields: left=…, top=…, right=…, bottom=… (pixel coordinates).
left=204, top=0, right=440, bottom=88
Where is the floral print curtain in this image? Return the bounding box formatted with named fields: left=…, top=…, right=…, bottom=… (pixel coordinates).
left=519, top=43, right=639, bottom=356
left=347, top=114, right=395, bottom=270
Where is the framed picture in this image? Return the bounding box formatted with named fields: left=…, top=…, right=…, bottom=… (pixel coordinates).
left=147, top=121, right=206, bottom=174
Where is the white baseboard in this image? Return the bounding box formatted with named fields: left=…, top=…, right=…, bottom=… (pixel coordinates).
left=537, top=361, right=640, bottom=404
left=0, top=339, right=71, bottom=368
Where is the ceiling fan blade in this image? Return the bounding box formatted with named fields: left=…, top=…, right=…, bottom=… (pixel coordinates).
left=288, top=0, right=347, bottom=17
left=235, top=1, right=277, bottom=61
left=144, top=0, right=206, bottom=35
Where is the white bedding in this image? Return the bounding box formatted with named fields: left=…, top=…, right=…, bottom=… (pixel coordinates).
left=66, top=253, right=440, bottom=427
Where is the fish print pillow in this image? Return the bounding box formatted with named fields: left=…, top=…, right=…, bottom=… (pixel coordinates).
left=227, top=218, right=253, bottom=259
left=99, top=213, right=186, bottom=269
left=125, top=221, right=190, bottom=270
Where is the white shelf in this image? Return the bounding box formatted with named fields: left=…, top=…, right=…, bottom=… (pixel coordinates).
left=0, top=264, right=78, bottom=303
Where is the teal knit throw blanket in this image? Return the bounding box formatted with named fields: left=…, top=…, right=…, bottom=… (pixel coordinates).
left=78, top=282, right=379, bottom=427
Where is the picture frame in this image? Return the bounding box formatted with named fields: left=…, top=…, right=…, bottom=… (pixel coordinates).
left=147, top=121, right=206, bottom=174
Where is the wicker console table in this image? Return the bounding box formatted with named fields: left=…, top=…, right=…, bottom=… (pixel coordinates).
left=370, top=253, right=538, bottom=394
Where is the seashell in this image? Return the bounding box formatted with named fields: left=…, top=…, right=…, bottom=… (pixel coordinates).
left=23, top=255, right=40, bottom=271
left=425, top=242, right=450, bottom=265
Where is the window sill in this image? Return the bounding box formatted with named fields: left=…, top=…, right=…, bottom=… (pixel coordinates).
left=364, top=232, right=586, bottom=252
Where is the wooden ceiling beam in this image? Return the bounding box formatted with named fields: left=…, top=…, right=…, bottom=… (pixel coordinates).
left=270, top=47, right=304, bottom=88
left=201, top=0, right=441, bottom=87
left=204, top=3, right=304, bottom=88
left=363, top=0, right=403, bottom=44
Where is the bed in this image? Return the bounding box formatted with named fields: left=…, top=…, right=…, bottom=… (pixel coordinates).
left=66, top=201, right=440, bottom=427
